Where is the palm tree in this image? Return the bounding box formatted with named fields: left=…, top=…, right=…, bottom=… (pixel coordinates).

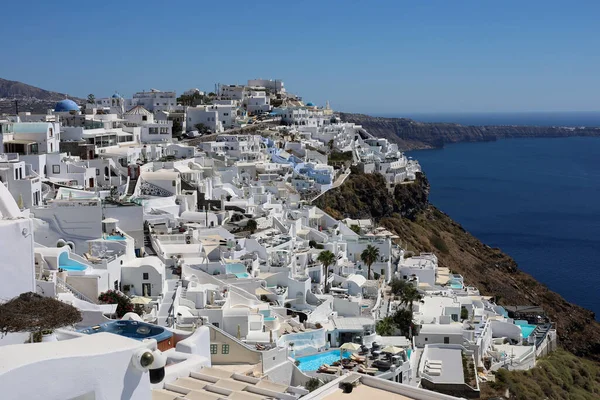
left=317, top=250, right=336, bottom=293
left=361, top=245, right=380, bottom=279
left=400, top=284, right=423, bottom=316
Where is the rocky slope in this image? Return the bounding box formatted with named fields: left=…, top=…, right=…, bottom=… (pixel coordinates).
left=0, top=78, right=83, bottom=114
left=341, top=112, right=600, bottom=150
left=314, top=171, right=600, bottom=362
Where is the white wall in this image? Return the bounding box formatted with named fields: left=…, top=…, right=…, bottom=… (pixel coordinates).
left=0, top=334, right=153, bottom=400
left=0, top=218, right=35, bottom=300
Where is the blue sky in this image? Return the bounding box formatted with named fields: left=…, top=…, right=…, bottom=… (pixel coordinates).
left=1, top=0, right=599, bottom=113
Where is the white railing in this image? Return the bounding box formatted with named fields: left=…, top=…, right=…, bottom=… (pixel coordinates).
left=56, top=277, right=96, bottom=304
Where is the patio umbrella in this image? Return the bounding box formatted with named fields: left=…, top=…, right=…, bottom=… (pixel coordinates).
left=340, top=342, right=362, bottom=361
left=381, top=345, right=403, bottom=355
left=131, top=297, right=152, bottom=305
left=340, top=342, right=362, bottom=352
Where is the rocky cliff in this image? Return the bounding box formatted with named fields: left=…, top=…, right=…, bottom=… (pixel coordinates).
left=340, top=113, right=600, bottom=150
left=314, top=171, right=600, bottom=362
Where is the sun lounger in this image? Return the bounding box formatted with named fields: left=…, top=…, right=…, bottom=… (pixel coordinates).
left=351, top=354, right=366, bottom=363
left=425, top=369, right=441, bottom=376
left=318, top=364, right=340, bottom=374
left=358, top=366, right=378, bottom=375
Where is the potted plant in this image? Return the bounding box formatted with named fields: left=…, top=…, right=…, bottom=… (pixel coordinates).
left=339, top=382, right=354, bottom=393
left=41, top=329, right=57, bottom=342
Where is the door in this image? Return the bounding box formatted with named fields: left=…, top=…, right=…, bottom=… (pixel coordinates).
left=142, top=283, right=151, bottom=297
left=89, top=178, right=94, bottom=188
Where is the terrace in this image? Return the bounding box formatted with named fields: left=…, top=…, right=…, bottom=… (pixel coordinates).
left=296, top=343, right=410, bottom=380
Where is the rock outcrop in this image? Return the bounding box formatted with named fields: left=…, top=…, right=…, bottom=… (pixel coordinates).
left=341, top=112, right=600, bottom=150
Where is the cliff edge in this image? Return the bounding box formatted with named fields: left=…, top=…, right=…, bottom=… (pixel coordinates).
left=314, top=171, right=600, bottom=362
left=340, top=112, right=600, bottom=150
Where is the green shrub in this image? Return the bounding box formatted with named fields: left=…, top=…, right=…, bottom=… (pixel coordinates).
left=305, top=378, right=322, bottom=392
left=430, top=234, right=449, bottom=254
left=98, top=290, right=134, bottom=318
left=461, top=306, right=469, bottom=321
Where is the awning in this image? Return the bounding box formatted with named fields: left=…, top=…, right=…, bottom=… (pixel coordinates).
left=255, top=288, right=272, bottom=296
left=3, top=139, right=36, bottom=144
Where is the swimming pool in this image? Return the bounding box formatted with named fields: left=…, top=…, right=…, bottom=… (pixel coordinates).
left=295, top=349, right=348, bottom=371
left=264, top=316, right=276, bottom=321
left=58, top=252, right=88, bottom=271
left=450, top=283, right=463, bottom=289
left=514, top=320, right=537, bottom=338
left=106, top=235, right=126, bottom=241
left=78, top=320, right=172, bottom=343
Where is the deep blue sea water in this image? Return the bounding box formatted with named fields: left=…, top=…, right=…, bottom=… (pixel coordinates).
left=407, top=137, right=600, bottom=318
left=381, top=111, right=600, bottom=127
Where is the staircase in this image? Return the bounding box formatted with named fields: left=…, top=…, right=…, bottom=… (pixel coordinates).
left=56, top=277, right=96, bottom=304
left=143, top=232, right=157, bottom=255
left=127, top=178, right=137, bottom=196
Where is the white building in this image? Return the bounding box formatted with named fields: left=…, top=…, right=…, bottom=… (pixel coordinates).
left=124, top=106, right=173, bottom=144
left=186, top=103, right=238, bottom=133
left=247, top=78, right=286, bottom=94
left=127, top=89, right=177, bottom=112
left=245, top=90, right=271, bottom=115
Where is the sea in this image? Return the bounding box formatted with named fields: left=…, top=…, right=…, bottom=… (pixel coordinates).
left=402, top=113, right=600, bottom=319
left=381, top=111, right=600, bottom=127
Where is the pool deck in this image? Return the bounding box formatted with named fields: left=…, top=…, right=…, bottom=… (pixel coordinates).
left=297, top=348, right=408, bottom=378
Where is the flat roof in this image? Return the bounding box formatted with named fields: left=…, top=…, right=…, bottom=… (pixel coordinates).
left=419, top=323, right=463, bottom=334
left=422, top=346, right=464, bottom=384
left=0, top=333, right=141, bottom=374
left=323, top=384, right=412, bottom=400
left=332, top=317, right=375, bottom=331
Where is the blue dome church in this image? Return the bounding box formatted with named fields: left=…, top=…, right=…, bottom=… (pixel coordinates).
left=54, top=99, right=80, bottom=112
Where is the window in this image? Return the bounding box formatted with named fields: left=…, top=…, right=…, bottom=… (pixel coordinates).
left=222, top=344, right=229, bottom=354
left=210, top=344, right=218, bottom=354
left=96, top=168, right=100, bottom=176
left=143, top=273, right=149, bottom=280
left=142, top=116, right=147, bottom=121
left=52, top=165, right=60, bottom=174
left=212, top=322, right=219, bottom=328
left=444, top=337, right=450, bottom=344
left=425, top=337, right=428, bottom=341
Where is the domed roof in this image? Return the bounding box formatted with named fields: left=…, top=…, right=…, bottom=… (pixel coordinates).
left=306, top=102, right=314, bottom=107
left=54, top=99, right=80, bottom=112
left=112, top=93, right=121, bottom=98
left=125, top=105, right=152, bottom=116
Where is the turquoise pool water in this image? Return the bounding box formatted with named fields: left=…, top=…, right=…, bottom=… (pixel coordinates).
left=60, top=264, right=87, bottom=271
left=295, top=349, right=348, bottom=371
left=514, top=320, right=537, bottom=338
left=106, top=235, right=126, bottom=241
left=235, top=272, right=249, bottom=278
left=450, top=283, right=463, bottom=289
left=264, top=316, right=275, bottom=321
left=58, top=252, right=88, bottom=271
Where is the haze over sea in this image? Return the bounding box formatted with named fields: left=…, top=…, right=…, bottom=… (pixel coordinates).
left=383, top=111, right=600, bottom=127
left=406, top=124, right=600, bottom=319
